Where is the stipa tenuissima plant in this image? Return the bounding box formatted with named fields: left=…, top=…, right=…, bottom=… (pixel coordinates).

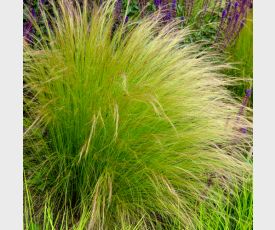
left=24, top=0, right=252, bottom=229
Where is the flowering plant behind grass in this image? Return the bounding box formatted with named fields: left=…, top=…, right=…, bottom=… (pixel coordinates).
left=24, top=0, right=252, bottom=49
left=225, top=9, right=253, bottom=101
left=215, top=0, right=253, bottom=48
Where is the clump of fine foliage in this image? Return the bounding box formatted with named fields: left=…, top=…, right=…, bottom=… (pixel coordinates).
left=24, top=0, right=252, bottom=229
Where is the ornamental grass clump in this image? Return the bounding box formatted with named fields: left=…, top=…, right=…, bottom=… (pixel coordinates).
left=24, top=0, right=252, bottom=229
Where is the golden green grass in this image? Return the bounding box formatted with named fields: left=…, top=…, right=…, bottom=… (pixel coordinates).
left=24, top=0, right=252, bottom=229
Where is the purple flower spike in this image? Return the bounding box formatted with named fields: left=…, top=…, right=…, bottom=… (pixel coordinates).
left=23, top=21, right=33, bottom=42
left=245, top=89, right=252, bottom=97
left=23, top=7, right=36, bottom=43
left=241, top=127, right=247, bottom=134
left=226, top=1, right=232, bottom=11
left=234, top=1, right=239, bottom=8
left=172, top=0, right=177, bottom=16
left=31, top=7, right=36, bottom=18
left=124, top=16, right=129, bottom=23
left=114, top=0, right=122, bottom=20
left=222, top=9, right=227, bottom=18
left=154, top=0, right=161, bottom=8
left=172, top=0, right=177, bottom=8
left=164, top=11, right=172, bottom=21
left=235, top=13, right=239, bottom=21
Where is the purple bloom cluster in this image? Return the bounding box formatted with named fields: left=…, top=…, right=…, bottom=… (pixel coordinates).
left=216, top=0, right=253, bottom=48
left=171, top=0, right=177, bottom=18
left=23, top=21, right=33, bottom=42
left=124, top=16, right=129, bottom=24
left=23, top=7, right=36, bottom=43
left=114, top=0, right=122, bottom=21
left=154, top=0, right=162, bottom=8
left=154, top=0, right=179, bottom=23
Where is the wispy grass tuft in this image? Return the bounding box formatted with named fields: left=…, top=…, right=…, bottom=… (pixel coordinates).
left=195, top=176, right=253, bottom=230
left=24, top=0, right=252, bottom=229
